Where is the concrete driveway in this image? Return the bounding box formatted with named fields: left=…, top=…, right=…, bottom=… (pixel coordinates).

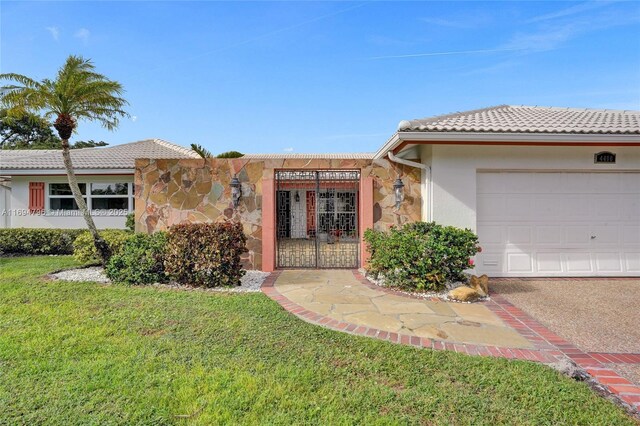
left=491, top=278, right=640, bottom=384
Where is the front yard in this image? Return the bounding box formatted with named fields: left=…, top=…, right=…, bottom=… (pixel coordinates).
left=0, top=256, right=634, bottom=425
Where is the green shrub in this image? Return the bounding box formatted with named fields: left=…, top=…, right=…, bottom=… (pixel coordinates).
left=164, top=222, right=247, bottom=287
left=364, top=222, right=481, bottom=291
left=105, top=232, right=168, bottom=285
left=125, top=213, right=135, bottom=231
left=0, top=228, right=84, bottom=255
left=216, top=151, right=244, bottom=158
left=73, top=230, right=131, bottom=263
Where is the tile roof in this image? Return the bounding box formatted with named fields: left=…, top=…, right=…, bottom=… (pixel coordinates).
left=242, top=153, right=375, bottom=159
left=397, top=105, right=640, bottom=135
left=0, top=139, right=199, bottom=171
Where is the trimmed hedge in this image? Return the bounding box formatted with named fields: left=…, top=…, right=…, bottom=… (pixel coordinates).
left=364, top=222, right=481, bottom=291
left=0, top=228, right=85, bottom=255
left=105, top=232, right=168, bottom=285
left=72, top=230, right=132, bottom=263
left=164, top=222, right=247, bottom=287
left=125, top=213, right=135, bottom=231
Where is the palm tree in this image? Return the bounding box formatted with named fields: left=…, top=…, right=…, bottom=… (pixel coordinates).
left=190, top=143, right=212, bottom=158
left=0, top=55, right=129, bottom=264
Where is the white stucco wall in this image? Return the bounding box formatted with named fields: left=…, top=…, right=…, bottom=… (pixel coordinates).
left=422, top=145, right=640, bottom=231
left=9, top=175, right=134, bottom=229
left=0, top=181, right=10, bottom=228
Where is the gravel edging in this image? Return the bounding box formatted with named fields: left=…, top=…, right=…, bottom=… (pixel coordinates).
left=49, top=267, right=270, bottom=293
left=359, top=269, right=489, bottom=303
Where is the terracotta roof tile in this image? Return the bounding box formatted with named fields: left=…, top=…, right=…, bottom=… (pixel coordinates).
left=398, top=105, right=640, bottom=134
left=0, top=139, right=199, bottom=171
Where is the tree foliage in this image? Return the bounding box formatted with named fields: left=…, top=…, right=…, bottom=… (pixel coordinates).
left=191, top=143, right=213, bottom=158
left=216, top=150, right=244, bottom=158
left=0, top=109, right=60, bottom=149
left=0, top=110, right=110, bottom=150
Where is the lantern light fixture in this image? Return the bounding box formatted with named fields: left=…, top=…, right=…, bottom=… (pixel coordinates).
left=230, top=175, right=242, bottom=208
left=393, top=177, right=405, bottom=210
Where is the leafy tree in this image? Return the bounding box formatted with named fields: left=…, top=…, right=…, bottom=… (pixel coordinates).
left=0, top=55, right=129, bottom=264
left=1, top=110, right=110, bottom=150
left=0, top=109, right=60, bottom=149
left=216, top=150, right=244, bottom=158
left=191, top=143, right=212, bottom=158
left=72, top=139, right=109, bottom=149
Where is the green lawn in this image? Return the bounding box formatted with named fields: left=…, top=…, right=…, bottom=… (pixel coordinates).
left=0, top=256, right=634, bottom=425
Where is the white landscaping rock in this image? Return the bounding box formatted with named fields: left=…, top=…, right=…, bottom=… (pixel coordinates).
left=50, top=266, right=110, bottom=283
left=50, top=266, right=270, bottom=293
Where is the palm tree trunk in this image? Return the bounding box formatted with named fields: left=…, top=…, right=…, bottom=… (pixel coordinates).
left=60, top=138, right=112, bottom=264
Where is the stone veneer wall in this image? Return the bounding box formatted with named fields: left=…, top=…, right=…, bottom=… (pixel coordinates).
left=135, top=158, right=421, bottom=270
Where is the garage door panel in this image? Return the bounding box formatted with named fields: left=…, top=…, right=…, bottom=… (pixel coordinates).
left=621, top=174, right=640, bottom=192
left=620, top=195, right=640, bottom=218
left=534, top=173, right=562, bottom=193
left=507, top=226, right=531, bottom=244
left=622, top=226, right=640, bottom=244
left=594, top=253, right=623, bottom=272
left=625, top=253, right=640, bottom=272
left=566, top=253, right=593, bottom=273
left=476, top=172, right=639, bottom=277
left=505, top=173, right=535, bottom=193
left=506, top=195, right=533, bottom=219
left=477, top=194, right=506, bottom=219
left=590, top=173, right=621, bottom=192
left=565, top=226, right=591, bottom=245
left=477, top=225, right=504, bottom=244
left=477, top=173, right=505, bottom=193
left=591, top=225, right=619, bottom=245
left=536, top=226, right=564, bottom=245
left=564, top=195, right=591, bottom=219
left=591, top=195, right=622, bottom=220
left=477, top=253, right=502, bottom=272
left=566, top=173, right=592, bottom=192
left=537, top=253, right=563, bottom=273
left=506, top=253, right=533, bottom=273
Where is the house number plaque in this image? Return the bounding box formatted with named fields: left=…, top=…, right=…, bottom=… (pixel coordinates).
left=594, top=151, right=616, bottom=164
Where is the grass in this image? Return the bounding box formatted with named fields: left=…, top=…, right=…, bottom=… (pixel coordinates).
left=0, top=256, right=635, bottom=425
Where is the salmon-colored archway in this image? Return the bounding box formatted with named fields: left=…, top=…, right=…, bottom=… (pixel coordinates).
left=261, top=175, right=374, bottom=272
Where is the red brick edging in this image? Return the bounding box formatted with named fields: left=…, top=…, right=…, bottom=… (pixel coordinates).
left=261, top=270, right=640, bottom=413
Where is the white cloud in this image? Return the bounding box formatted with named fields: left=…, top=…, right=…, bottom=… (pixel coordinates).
left=526, top=1, right=616, bottom=23
left=74, top=28, right=91, bottom=45
left=45, top=26, right=59, bottom=41
left=366, top=47, right=524, bottom=60
left=131, top=115, right=138, bottom=122
left=283, top=147, right=294, bottom=152
left=503, top=7, right=640, bottom=53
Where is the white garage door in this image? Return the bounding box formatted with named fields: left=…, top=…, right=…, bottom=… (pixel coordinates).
left=476, top=172, right=640, bottom=277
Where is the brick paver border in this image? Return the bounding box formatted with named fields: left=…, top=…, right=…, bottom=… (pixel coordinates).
left=261, top=270, right=640, bottom=414
left=588, top=353, right=640, bottom=364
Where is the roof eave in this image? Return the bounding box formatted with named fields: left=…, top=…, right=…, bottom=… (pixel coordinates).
left=0, top=168, right=135, bottom=176
left=374, top=131, right=640, bottom=159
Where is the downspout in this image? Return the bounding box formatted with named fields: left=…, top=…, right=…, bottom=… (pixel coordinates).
left=387, top=152, right=432, bottom=222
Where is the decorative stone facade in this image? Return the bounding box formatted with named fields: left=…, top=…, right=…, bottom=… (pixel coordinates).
left=135, top=158, right=421, bottom=270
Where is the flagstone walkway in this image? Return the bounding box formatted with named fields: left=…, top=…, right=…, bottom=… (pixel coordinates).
left=268, top=269, right=531, bottom=349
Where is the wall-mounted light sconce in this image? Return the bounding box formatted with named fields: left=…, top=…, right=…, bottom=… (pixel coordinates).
left=393, top=177, right=405, bottom=210
left=230, top=175, right=242, bottom=208
left=295, top=191, right=300, bottom=203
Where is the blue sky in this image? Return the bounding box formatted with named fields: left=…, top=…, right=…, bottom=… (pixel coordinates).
left=1, top=1, right=639, bottom=154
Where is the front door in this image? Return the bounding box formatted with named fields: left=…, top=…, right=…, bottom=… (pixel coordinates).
left=275, top=170, right=360, bottom=268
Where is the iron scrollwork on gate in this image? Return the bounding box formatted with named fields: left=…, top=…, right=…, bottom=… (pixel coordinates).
left=275, top=170, right=360, bottom=268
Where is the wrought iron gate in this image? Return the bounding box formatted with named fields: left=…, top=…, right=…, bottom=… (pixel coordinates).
left=275, top=170, right=360, bottom=268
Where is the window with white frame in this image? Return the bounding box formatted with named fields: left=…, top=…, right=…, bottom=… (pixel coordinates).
left=47, top=182, right=133, bottom=214
left=48, top=183, right=87, bottom=210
